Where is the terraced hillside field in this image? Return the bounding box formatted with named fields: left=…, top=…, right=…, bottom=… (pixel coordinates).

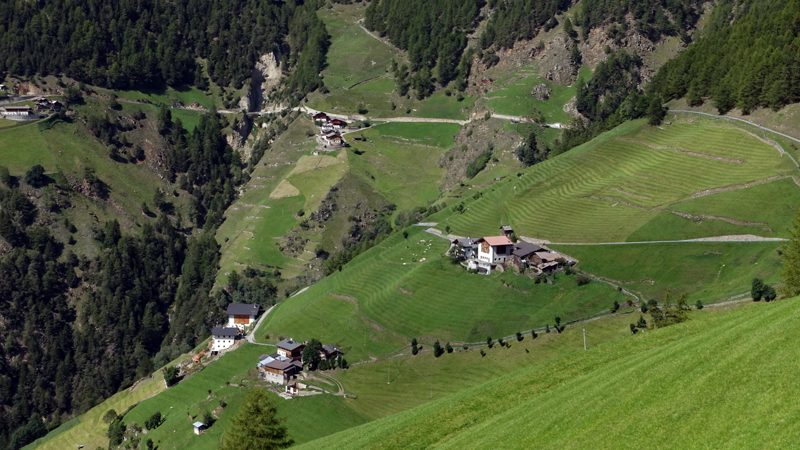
left=437, top=119, right=799, bottom=242
left=259, top=226, right=630, bottom=362
left=297, top=298, right=800, bottom=449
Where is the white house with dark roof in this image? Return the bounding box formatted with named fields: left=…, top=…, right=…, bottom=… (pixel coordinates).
left=210, top=327, right=238, bottom=352
left=226, top=303, right=259, bottom=329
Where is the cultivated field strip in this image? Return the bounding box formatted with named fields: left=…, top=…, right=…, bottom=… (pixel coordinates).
left=446, top=121, right=793, bottom=243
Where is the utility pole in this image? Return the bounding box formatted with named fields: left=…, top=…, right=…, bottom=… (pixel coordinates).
left=583, top=324, right=587, bottom=351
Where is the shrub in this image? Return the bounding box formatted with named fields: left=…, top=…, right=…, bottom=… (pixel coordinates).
left=576, top=274, right=590, bottom=286
left=486, top=336, right=493, bottom=348
left=695, top=300, right=704, bottom=310
left=24, top=164, right=46, bottom=188
left=763, top=285, right=777, bottom=301
left=531, top=329, right=538, bottom=339
left=164, top=366, right=180, bottom=387
left=480, top=349, right=485, bottom=357
left=103, top=410, right=118, bottom=424
left=433, top=341, right=444, bottom=357
left=751, top=278, right=764, bottom=301
left=637, top=315, right=647, bottom=328
left=630, top=323, right=637, bottom=334
left=445, top=342, right=453, bottom=353
left=145, top=411, right=163, bottom=430
left=466, top=150, right=492, bottom=178
left=516, top=331, right=523, bottom=342
left=612, top=300, right=620, bottom=312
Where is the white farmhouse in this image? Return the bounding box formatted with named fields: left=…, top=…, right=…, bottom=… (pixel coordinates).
left=475, top=236, right=513, bottom=264
left=210, top=327, right=238, bottom=352
left=226, top=303, right=259, bottom=330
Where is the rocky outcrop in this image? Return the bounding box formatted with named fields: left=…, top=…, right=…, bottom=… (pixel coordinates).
left=531, top=83, right=552, bottom=100
left=226, top=114, right=253, bottom=150
left=239, top=51, right=283, bottom=112
left=540, top=34, right=577, bottom=84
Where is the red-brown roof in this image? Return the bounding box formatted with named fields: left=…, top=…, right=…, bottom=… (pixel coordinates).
left=477, top=236, right=513, bottom=246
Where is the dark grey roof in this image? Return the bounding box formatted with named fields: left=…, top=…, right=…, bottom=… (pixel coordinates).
left=266, top=360, right=297, bottom=372
left=212, top=327, right=238, bottom=337
left=454, top=238, right=477, bottom=247
left=500, top=225, right=514, bottom=231
left=512, top=242, right=544, bottom=258
left=276, top=339, right=305, bottom=351
left=226, top=303, right=259, bottom=316
left=322, top=344, right=342, bottom=354
left=259, top=354, right=270, bottom=361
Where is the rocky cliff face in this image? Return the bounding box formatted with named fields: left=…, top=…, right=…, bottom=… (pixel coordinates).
left=226, top=114, right=253, bottom=150
left=239, top=51, right=283, bottom=112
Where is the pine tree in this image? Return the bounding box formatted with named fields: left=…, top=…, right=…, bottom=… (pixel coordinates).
left=646, top=94, right=667, bottom=126
left=780, top=208, right=800, bottom=298
left=222, top=388, right=293, bottom=450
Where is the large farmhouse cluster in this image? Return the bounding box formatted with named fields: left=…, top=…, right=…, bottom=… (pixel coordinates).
left=312, top=112, right=347, bottom=148
left=257, top=339, right=343, bottom=385
left=451, top=226, right=575, bottom=276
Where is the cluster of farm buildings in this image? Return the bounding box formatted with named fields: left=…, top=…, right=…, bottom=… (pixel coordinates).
left=209, top=303, right=343, bottom=386
left=311, top=111, right=348, bottom=148
left=0, top=97, right=63, bottom=120
left=451, top=226, right=575, bottom=276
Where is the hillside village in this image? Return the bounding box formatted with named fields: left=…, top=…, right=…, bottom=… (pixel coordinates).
left=3, top=0, right=800, bottom=448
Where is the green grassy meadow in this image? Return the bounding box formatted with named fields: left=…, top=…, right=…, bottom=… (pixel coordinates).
left=216, top=116, right=322, bottom=283
left=486, top=66, right=592, bottom=123
left=25, top=372, right=166, bottom=450
left=436, top=120, right=798, bottom=243
left=115, top=86, right=215, bottom=109
left=260, top=225, right=630, bottom=361
left=298, top=298, right=800, bottom=449
left=319, top=13, right=398, bottom=90
left=0, top=122, right=56, bottom=174
left=119, top=344, right=367, bottom=449
left=333, top=310, right=640, bottom=421
left=554, top=241, right=783, bottom=302
left=348, top=122, right=458, bottom=211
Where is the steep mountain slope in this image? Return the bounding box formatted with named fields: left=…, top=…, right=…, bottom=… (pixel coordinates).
left=297, top=298, right=800, bottom=449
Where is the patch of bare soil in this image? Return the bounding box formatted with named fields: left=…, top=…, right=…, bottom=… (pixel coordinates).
left=397, top=286, right=413, bottom=295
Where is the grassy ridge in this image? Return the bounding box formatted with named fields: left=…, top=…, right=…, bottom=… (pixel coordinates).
left=298, top=298, right=800, bottom=449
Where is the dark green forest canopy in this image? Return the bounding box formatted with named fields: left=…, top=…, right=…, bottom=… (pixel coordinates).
left=0, top=0, right=327, bottom=93
left=365, top=0, right=482, bottom=85
left=650, top=0, right=800, bottom=114
left=480, top=0, right=571, bottom=49
left=578, top=0, right=702, bottom=41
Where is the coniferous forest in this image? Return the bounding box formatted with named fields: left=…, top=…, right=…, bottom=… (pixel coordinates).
left=0, top=0, right=328, bottom=97
left=0, top=107, right=282, bottom=449
left=650, top=0, right=800, bottom=114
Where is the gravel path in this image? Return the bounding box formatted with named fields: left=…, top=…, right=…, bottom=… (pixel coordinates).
left=549, top=235, right=787, bottom=246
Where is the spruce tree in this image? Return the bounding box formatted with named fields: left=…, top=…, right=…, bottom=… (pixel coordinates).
left=222, top=389, right=292, bottom=450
